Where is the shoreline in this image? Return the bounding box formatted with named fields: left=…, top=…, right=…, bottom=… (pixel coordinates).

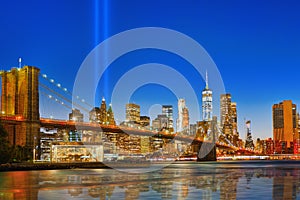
left=2, top=160, right=300, bottom=172
left=0, top=162, right=110, bottom=172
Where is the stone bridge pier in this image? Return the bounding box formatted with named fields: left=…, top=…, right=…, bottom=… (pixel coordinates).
left=197, top=116, right=217, bottom=161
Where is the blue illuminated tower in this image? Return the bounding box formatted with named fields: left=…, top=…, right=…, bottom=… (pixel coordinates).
left=202, top=71, right=213, bottom=121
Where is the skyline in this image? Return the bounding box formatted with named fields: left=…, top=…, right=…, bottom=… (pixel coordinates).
left=1, top=0, right=300, bottom=140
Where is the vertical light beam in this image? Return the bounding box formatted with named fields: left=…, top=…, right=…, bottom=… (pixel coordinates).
left=103, top=0, right=109, bottom=101
left=94, top=0, right=109, bottom=105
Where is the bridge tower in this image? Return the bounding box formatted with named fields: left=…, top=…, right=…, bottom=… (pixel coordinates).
left=0, top=66, right=40, bottom=159
left=197, top=116, right=217, bottom=161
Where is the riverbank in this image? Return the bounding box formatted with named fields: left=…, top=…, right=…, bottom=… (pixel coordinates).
left=0, top=162, right=110, bottom=171
left=2, top=159, right=300, bottom=172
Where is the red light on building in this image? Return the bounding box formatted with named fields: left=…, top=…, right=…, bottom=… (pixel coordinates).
left=294, top=139, right=300, bottom=154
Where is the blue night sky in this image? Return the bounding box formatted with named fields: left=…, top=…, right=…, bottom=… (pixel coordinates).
left=0, top=0, right=300, bottom=141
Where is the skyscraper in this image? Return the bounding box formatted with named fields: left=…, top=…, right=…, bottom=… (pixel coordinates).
left=220, top=94, right=238, bottom=145
left=107, top=103, right=116, bottom=125
left=272, top=100, right=297, bottom=153
left=220, top=94, right=232, bottom=127
left=126, top=103, right=140, bottom=122
left=152, top=114, right=169, bottom=131
left=89, top=107, right=100, bottom=123
left=202, top=71, right=212, bottom=121
left=99, top=97, right=107, bottom=124
left=177, top=99, right=189, bottom=133
left=89, top=98, right=115, bottom=125
left=69, top=108, right=84, bottom=122
left=245, top=120, right=254, bottom=150
left=230, top=102, right=238, bottom=134
left=162, top=105, right=174, bottom=131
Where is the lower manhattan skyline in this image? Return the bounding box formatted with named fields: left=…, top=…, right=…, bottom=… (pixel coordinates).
left=1, top=1, right=300, bottom=200
left=1, top=0, right=300, bottom=142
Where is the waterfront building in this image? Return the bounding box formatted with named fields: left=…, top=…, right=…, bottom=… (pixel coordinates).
left=39, top=127, right=64, bottom=161
left=272, top=100, right=297, bottom=154
left=176, top=99, right=189, bottom=134
left=50, top=142, right=103, bottom=162
left=126, top=103, right=140, bottom=123
left=260, top=138, right=275, bottom=155
left=69, top=130, right=82, bottom=142
left=140, top=136, right=150, bottom=154
left=202, top=71, right=213, bottom=121
left=162, top=105, right=174, bottom=131
left=245, top=120, right=255, bottom=150
left=296, top=114, right=300, bottom=154
left=116, top=134, right=141, bottom=154
left=69, top=108, right=84, bottom=122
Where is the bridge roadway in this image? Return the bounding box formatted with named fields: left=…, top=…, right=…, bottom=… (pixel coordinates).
left=39, top=118, right=247, bottom=152
left=0, top=116, right=253, bottom=153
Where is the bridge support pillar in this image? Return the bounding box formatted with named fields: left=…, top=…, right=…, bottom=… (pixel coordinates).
left=197, top=143, right=216, bottom=161
left=197, top=116, right=217, bottom=162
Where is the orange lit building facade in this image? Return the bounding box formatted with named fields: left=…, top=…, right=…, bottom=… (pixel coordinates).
left=272, top=100, right=298, bottom=154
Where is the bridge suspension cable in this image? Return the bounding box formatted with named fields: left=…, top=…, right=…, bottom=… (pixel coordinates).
left=39, top=82, right=90, bottom=113
left=40, top=91, right=73, bottom=110
left=215, top=126, right=236, bottom=148
left=40, top=73, right=93, bottom=109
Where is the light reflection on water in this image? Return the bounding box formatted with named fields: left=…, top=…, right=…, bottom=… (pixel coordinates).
left=0, top=161, right=300, bottom=200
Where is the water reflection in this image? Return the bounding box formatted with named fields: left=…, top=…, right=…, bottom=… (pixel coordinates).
left=0, top=161, right=300, bottom=199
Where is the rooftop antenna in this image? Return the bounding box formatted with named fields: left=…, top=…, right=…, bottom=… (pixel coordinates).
left=205, top=70, right=209, bottom=89
left=18, top=57, right=22, bottom=68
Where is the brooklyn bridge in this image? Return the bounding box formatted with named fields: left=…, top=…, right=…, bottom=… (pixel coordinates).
left=0, top=65, right=255, bottom=162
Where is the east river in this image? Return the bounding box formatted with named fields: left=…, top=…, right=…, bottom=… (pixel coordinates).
left=0, top=160, right=300, bottom=199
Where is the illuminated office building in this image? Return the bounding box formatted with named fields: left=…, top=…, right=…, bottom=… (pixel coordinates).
left=220, top=94, right=238, bottom=145
left=176, top=99, right=189, bottom=134
left=89, top=107, right=100, bottom=123
left=89, top=98, right=115, bottom=125
left=69, top=108, right=84, bottom=122
left=162, top=105, right=174, bottom=131
left=99, top=97, right=107, bottom=124
left=245, top=120, right=255, bottom=150
left=107, top=103, right=116, bottom=125
left=220, top=94, right=231, bottom=127
left=139, top=116, right=150, bottom=127
left=126, top=103, right=140, bottom=122
left=272, top=100, right=297, bottom=153
left=152, top=114, right=169, bottom=131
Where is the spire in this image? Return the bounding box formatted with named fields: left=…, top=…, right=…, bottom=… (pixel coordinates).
left=18, top=57, right=22, bottom=68
left=205, top=70, right=209, bottom=89
left=102, top=97, right=105, bottom=102
left=108, top=103, right=113, bottom=113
